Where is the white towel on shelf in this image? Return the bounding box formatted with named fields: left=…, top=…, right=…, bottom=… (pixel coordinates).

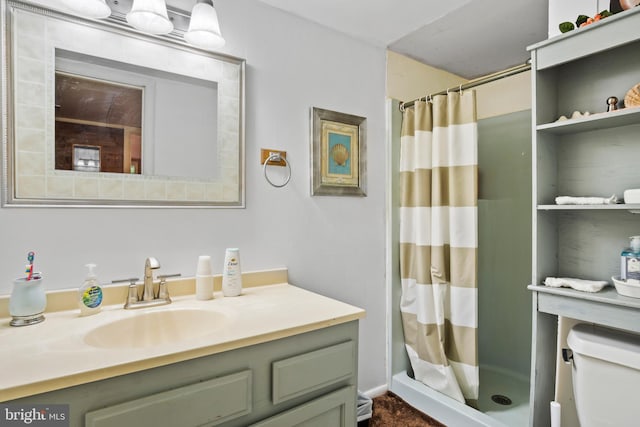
left=555, top=195, right=617, bottom=205
left=544, top=277, right=609, bottom=293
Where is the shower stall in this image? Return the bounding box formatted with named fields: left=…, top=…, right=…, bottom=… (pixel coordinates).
left=387, top=98, right=532, bottom=427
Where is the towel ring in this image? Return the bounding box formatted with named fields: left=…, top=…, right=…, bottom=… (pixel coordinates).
left=263, top=153, right=291, bottom=188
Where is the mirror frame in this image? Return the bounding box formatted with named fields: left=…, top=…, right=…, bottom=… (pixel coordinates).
left=1, top=1, right=245, bottom=208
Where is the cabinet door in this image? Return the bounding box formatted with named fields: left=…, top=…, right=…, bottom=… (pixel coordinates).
left=250, top=386, right=356, bottom=427
left=85, top=370, right=252, bottom=427
left=272, top=340, right=356, bottom=404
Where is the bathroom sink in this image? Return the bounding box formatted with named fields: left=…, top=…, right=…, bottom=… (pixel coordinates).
left=84, top=308, right=227, bottom=349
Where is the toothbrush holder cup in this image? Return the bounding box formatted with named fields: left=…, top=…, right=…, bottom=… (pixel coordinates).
left=9, top=276, right=46, bottom=326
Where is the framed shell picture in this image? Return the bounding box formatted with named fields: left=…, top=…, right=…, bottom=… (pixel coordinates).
left=310, top=107, right=366, bottom=196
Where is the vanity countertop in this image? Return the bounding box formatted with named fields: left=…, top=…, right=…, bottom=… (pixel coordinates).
left=0, top=283, right=365, bottom=402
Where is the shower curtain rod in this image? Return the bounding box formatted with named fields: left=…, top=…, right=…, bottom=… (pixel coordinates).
left=399, top=60, right=531, bottom=111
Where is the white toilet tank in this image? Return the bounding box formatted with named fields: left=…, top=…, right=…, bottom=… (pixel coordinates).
left=567, top=323, right=640, bottom=427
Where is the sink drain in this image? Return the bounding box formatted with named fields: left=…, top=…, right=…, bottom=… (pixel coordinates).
left=491, top=394, right=512, bottom=406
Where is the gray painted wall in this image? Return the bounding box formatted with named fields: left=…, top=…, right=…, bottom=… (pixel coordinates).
left=0, top=0, right=387, bottom=392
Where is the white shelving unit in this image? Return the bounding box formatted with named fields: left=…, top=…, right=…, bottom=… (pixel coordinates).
left=527, top=8, right=640, bottom=426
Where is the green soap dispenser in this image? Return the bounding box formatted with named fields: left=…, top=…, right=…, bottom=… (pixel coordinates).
left=79, top=263, right=103, bottom=316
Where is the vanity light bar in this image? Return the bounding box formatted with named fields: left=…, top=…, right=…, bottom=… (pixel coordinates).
left=106, top=0, right=191, bottom=36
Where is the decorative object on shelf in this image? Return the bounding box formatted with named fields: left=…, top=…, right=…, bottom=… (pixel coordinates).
left=559, top=10, right=613, bottom=33
left=607, top=96, right=619, bottom=111
left=544, top=277, right=609, bottom=292
left=624, top=83, right=640, bottom=108
left=624, top=189, right=640, bottom=203
left=555, top=111, right=590, bottom=121
left=624, top=189, right=640, bottom=213
left=610, top=0, right=640, bottom=14
left=612, top=276, right=640, bottom=298
left=310, top=107, right=367, bottom=196
left=571, top=110, right=590, bottom=119
left=555, top=194, right=617, bottom=205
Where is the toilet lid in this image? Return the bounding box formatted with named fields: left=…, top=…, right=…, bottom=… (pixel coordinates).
left=567, top=323, right=640, bottom=370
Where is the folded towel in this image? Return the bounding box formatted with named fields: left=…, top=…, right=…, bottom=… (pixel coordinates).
left=555, top=195, right=617, bottom=205
left=544, top=277, right=608, bottom=293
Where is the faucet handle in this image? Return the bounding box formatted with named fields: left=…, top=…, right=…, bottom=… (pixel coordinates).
left=158, top=273, right=181, bottom=301
left=113, top=278, right=141, bottom=308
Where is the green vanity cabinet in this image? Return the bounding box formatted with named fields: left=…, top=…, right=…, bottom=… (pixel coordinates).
left=8, top=321, right=359, bottom=427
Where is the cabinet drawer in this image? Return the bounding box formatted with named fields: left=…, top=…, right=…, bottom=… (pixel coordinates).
left=85, top=370, right=252, bottom=427
left=272, top=341, right=355, bottom=404
left=251, top=385, right=356, bottom=427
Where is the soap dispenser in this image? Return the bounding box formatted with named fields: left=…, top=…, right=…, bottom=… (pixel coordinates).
left=621, top=236, right=640, bottom=284
left=79, top=263, right=103, bottom=316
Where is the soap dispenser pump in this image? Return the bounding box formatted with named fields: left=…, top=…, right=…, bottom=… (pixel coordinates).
left=79, top=263, right=103, bottom=316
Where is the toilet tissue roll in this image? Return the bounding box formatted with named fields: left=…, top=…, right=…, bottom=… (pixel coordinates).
left=551, top=401, right=561, bottom=427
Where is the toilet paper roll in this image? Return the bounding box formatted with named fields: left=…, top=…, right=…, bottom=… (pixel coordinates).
left=550, top=401, right=561, bottom=427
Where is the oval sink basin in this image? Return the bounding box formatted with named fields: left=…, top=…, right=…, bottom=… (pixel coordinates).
left=84, top=308, right=227, bottom=349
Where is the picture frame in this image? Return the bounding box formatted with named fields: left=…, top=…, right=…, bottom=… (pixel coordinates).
left=310, top=107, right=367, bottom=196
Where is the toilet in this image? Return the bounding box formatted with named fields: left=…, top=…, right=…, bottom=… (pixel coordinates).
left=567, top=323, right=640, bottom=427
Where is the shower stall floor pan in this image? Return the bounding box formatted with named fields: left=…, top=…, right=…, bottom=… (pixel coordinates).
left=391, top=367, right=529, bottom=427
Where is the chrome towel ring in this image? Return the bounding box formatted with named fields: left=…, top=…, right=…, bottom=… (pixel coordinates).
left=263, top=152, right=291, bottom=188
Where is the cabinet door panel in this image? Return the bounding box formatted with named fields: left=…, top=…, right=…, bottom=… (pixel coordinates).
left=272, top=341, right=355, bottom=404
left=251, top=386, right=355, bottom=427
left=85, top=370, right=252, bottom=427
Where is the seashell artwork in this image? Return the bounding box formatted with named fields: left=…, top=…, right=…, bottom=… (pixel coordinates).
left=331, top=143, right=349, bottom=166
left=625, top=83, right=640, bottom=108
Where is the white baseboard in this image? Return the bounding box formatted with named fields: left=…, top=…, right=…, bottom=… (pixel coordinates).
left=360, top=384, right=388, bottom=399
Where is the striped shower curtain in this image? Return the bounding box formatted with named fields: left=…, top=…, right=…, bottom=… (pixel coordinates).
left=399, top=92, right=479, bottom=405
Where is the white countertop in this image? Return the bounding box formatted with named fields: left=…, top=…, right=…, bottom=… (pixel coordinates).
left=0, top=283, right=365, bottom=402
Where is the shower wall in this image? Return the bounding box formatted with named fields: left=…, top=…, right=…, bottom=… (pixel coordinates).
left=477, top=110, right=532, bottom=378
left=388, top=101, right=532, bottom=382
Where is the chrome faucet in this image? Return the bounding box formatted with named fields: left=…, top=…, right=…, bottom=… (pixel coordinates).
left=143, top=257, right=160, bottom=301
left=113, top=258, right=181, bottom=309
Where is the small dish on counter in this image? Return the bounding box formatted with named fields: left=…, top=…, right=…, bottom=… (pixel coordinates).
left=612, top=276, right=640, bottom=298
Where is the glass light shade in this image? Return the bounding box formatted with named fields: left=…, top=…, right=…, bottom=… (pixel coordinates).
left=126, top=0, right=174, bottom=35
left=184, top=1, right=225, bottom=49
left=61, top=0, right=111, bottom=19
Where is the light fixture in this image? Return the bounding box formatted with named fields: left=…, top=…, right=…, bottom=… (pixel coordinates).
left=126, top=0, right=174, bottom=35
left=60, top=0, right=112, bottom=19
left=57, top=0, right=227, bottom=51
left=184, top=0, right=225, bottom=49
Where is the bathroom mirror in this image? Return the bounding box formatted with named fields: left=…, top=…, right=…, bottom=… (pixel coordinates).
left=1, top=1, right=245, bottom=207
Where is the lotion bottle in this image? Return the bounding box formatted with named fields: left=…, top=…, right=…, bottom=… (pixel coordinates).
left=79, top=263, right=103, bottom=316
left=222, top=248, right=242, bottom=297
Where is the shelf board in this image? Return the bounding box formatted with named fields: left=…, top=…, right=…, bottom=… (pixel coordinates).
left=529, top=284, right=640, bottom=309
left=529, top=285, right=640, bottom=333
left=537, top=204, right=640, bottom=211
left=537, top=107, right=640, bottom=135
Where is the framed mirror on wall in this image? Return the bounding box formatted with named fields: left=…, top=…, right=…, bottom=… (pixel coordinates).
left=1, top=1, right=245, bottom=207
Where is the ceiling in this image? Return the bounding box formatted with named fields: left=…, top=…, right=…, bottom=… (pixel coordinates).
left=170, top=0, right=548, bottom=79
